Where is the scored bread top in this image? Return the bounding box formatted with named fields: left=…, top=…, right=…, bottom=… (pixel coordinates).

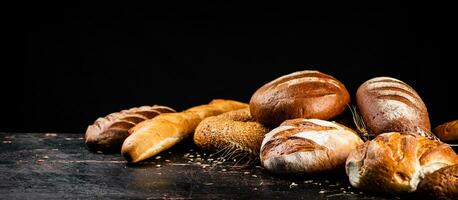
left=250, top=70, right=350, bottom=125
left=356, top=77, right=430, bottom=135
left=260, top=118, right=363, bottom=173
left=85, top=105, right=175, bottom=152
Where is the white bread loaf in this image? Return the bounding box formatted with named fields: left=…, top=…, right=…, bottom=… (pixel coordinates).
left=260, top=118, right=363, bottom=173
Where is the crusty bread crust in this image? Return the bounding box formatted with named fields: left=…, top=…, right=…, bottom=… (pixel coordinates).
left=250, top=70, right=350, bottom=125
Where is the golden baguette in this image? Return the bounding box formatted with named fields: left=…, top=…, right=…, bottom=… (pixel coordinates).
left=121, top=99, right=248, bottom=163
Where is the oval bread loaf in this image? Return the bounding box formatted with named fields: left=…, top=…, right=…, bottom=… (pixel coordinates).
left=434, top=120, right=458, bottom=142
left=250, top=70, right=350, bottom=125
left=356, top=77, right=430, bottom=136
left=85, top=105, right=175, bottom=152
left=260, top=118, right=363, bottom=174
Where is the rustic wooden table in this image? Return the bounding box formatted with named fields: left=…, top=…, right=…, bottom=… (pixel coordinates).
left=0, top=133, right=417, bottom=199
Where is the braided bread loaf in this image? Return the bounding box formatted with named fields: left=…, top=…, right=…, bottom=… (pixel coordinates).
left=85, top=105, right=175, bottom=152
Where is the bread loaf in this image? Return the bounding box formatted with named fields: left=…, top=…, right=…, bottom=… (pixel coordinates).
left=121, top=99, right=248, bottom=163
left=85, top=105, right=175, bottom=152
left=194, top=108, right=269, bottom=156
left=356, top=77, right=431, bottom=136
left=434, top=120, right=458, bottom=142
left=250, top=70, right=350, bottom=125
left=260, top=118, right=363, bottom=174
left=417, top=164, right=458, bottom=199
left=345, top=132, right=458, bottom=193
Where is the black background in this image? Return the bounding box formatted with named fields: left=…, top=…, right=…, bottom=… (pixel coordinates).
left=2, top=4, right=456, bottom=133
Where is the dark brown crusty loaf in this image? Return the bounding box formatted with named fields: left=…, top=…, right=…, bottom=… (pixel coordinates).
left=260, top=118, right=363, bottom=174
left=85, top=105, right=175, bottom=152
left=250, top=70, right=350, bottom=125
left=356, top=77, right=430, bottom=136
left=417, top=164, right=458, bottom=200
left=434, top=120, right=458, bottom=142
left=346, top=132, right=458, bottom=194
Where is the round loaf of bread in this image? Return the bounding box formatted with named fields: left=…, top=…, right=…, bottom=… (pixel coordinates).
left=417, top=164, right=458, bottom=199
left=434, top=120, right=458, bottom=142
left=260, top=118, right=363, bottom=174
left=250, top=70, right=350, bottom=125
left=356, top=77, right=430, bottom=136
left=345, top=132, right=458, bottom=193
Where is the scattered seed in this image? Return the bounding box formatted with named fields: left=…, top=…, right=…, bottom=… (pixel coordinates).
left=350, top=192, right=354, bottom=194
left=340, top=188, right=345, bottom=190
left=189, top=159, right=194, bottom=161
left=165, top=159, right=170, bottom=162
left=78, top=137, right=84, bottom=140
left=289, top=182, right=298, bottom=188
left=64, top=138, right=73, bottom=141
left=37, top=159, right=44, bottom=163
left=2, top=141, right=12, bottom=144
left=324, top=180, right=330, bottom=184
left=255, top=166, right=262, bottom=169
left=319, top=190, right=326, bottom=194
left=204, top=183, right=213, bottom=186
left=45, top=133, right=57, bottom=137
left=359, top=192, right=363, bottom=194
left=251, top=175, right=257, bottom=178
left=196, top=162, right=202, bottom=165
left=304, top=180, right=313, bottom=184
left=43, top=156, right=49, bottom=159
left=195, top=158, right=202, bottom=162
left=189, top=155, right=194, bottom=158
left=155, top=164, right=161, bottom=168
left=221, top=169, right=227, bottom=172
left=196, top=154, right=201, bottom=157
left=207, top=158, right=214, bottom=162
left=155, top=156, right=161, bottom=160
left=244, top=172, right=250, bottom=175
left=343, top=191, right=347, bottom=194
left=347, top=186, right=351, bottom=189
left=96, top=151, right=103, bottom=154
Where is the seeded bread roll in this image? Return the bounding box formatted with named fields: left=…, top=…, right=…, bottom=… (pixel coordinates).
left=260, top=118, right=363, bottom=174
left=356, top=77, right=431, bottom=137
left=250, top=70, right=350, bottom=125
left=85, top=105, right=175, bottom=152
left=194, top=108, right=269, bottom=155
left=346, top=132, right=458, bottom=194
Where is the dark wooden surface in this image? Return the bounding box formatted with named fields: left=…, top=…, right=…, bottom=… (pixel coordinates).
left=1, top=133, right=411, bottom=199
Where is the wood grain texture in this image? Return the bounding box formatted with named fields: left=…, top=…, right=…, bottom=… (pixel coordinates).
left=0, top=132, right=417, bottom=199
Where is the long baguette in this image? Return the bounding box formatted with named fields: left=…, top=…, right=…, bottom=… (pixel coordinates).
left=121, top=99, right=248, bottom=163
